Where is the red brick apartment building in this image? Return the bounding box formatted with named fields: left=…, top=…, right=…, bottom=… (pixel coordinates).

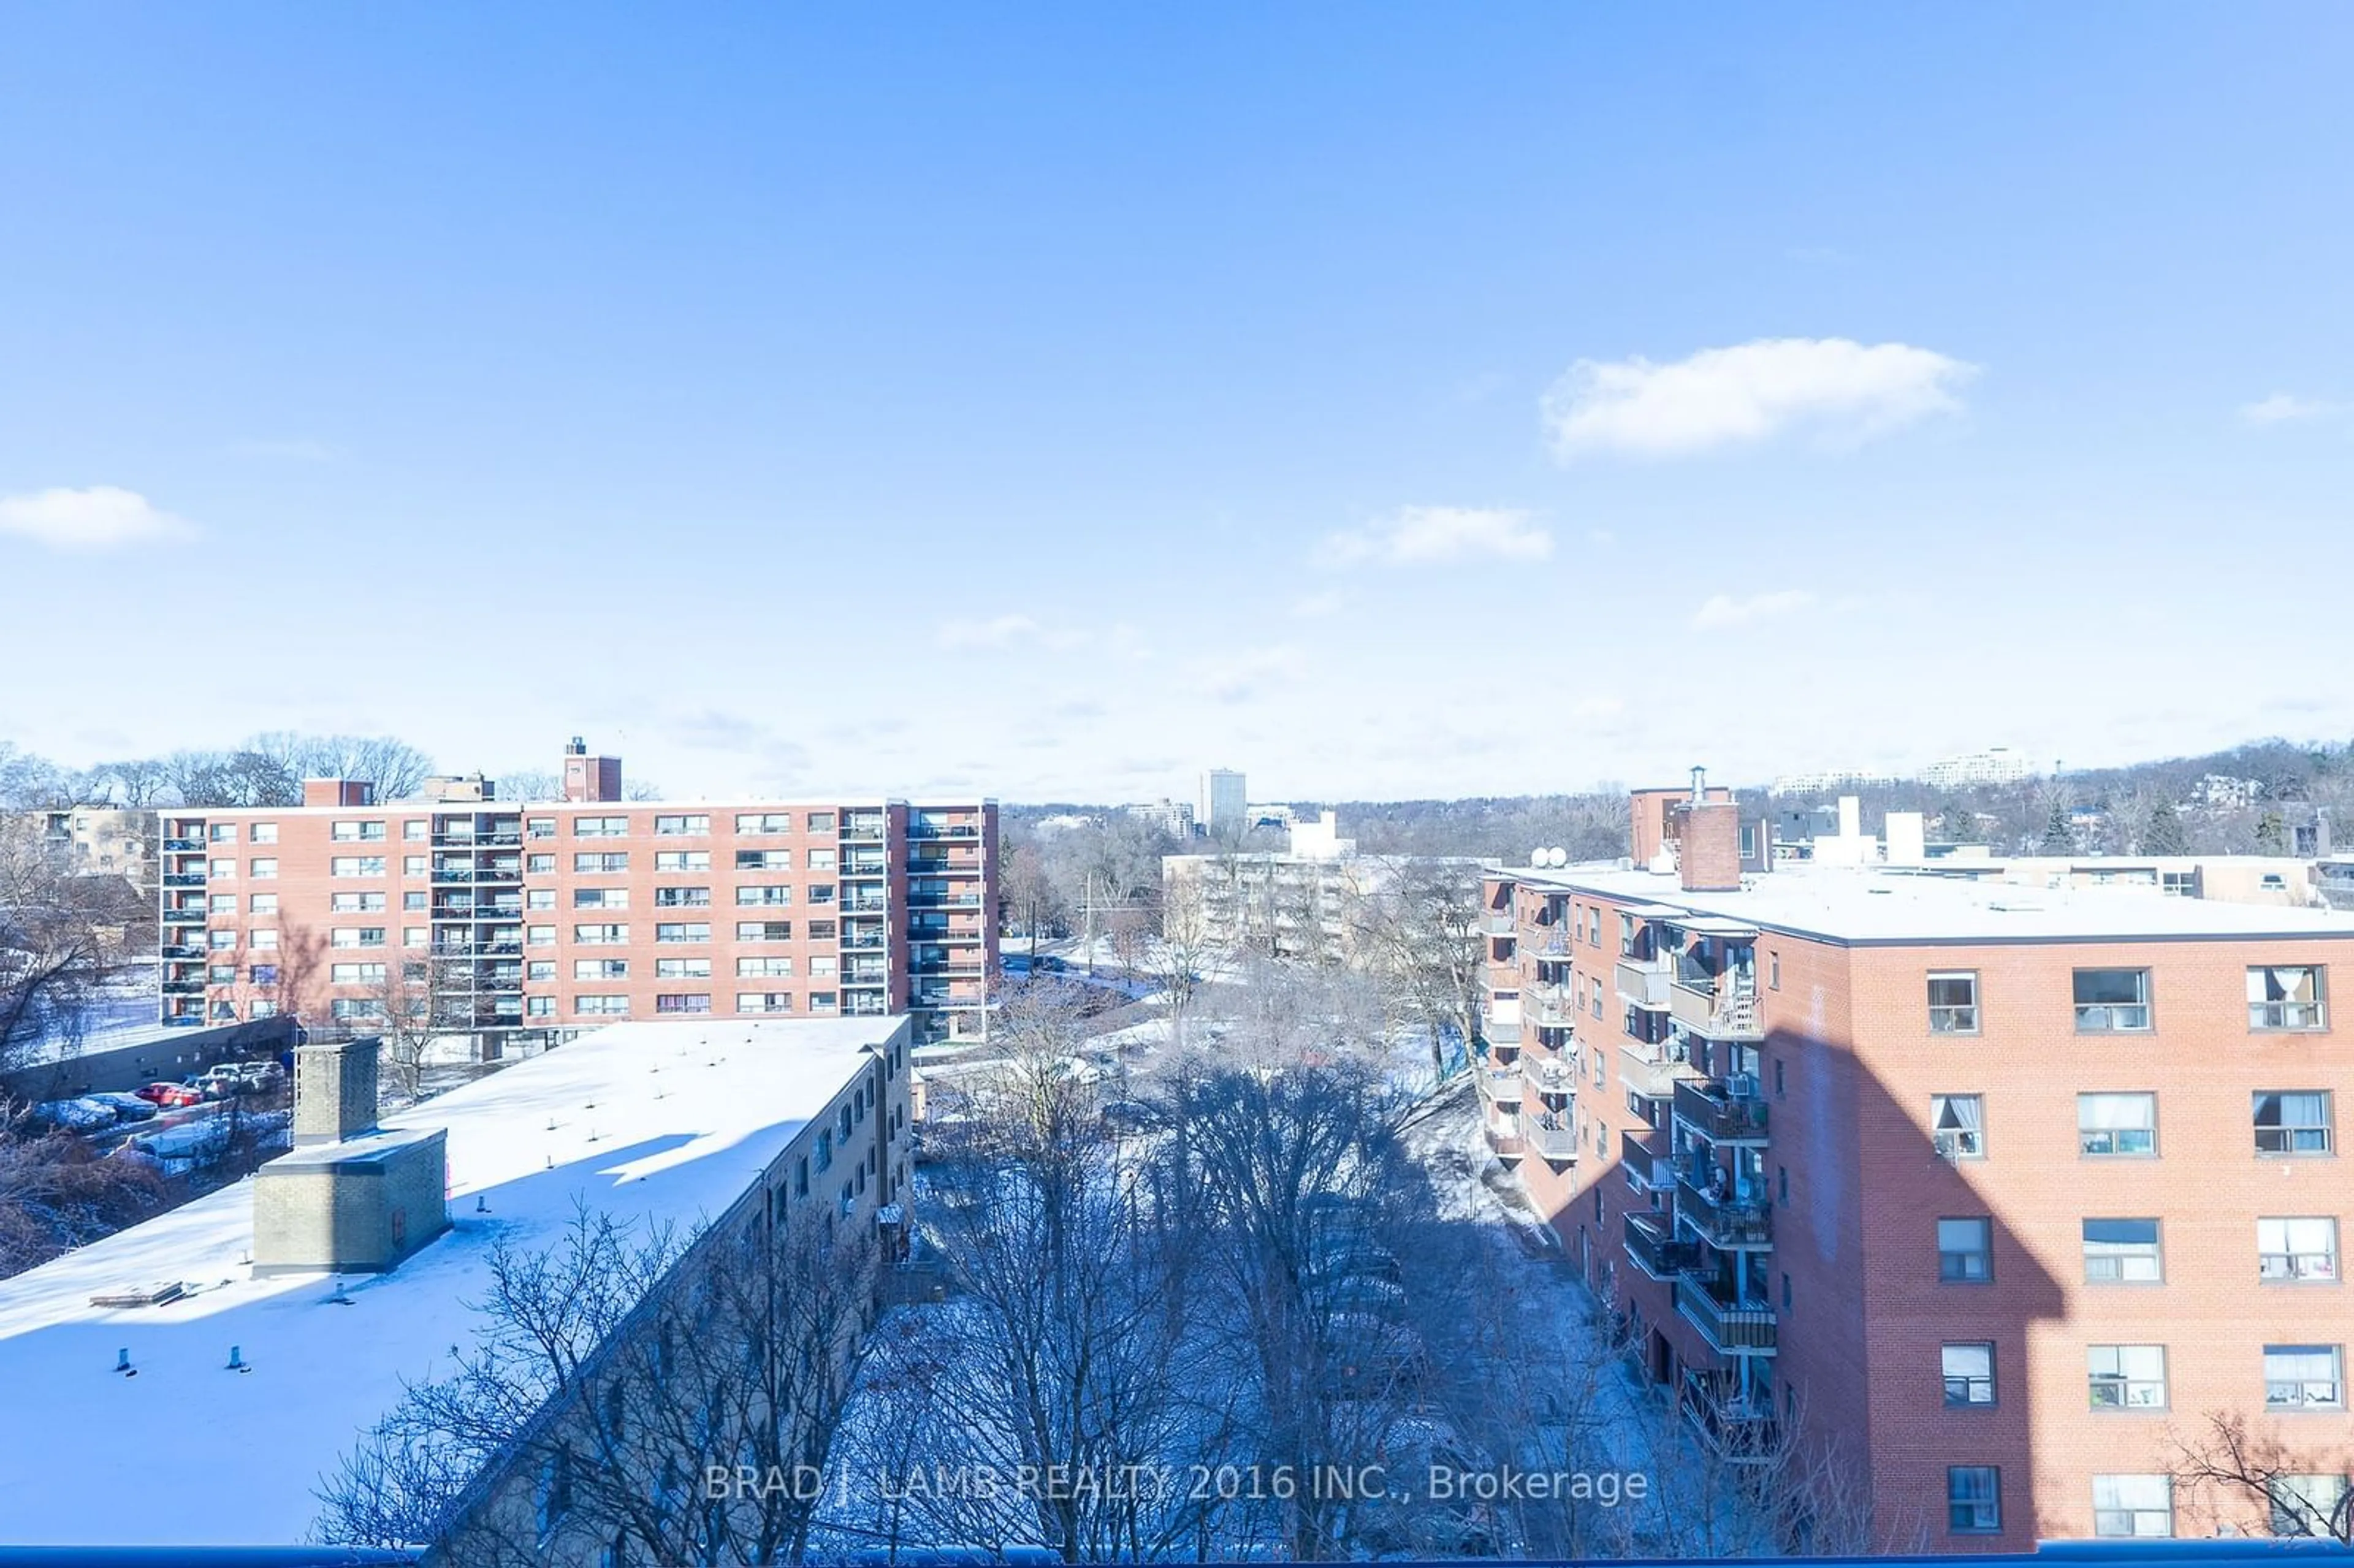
left=1480, top=785, right=2354, bottom=1548
left=157, top=741, right=997, bottom=1050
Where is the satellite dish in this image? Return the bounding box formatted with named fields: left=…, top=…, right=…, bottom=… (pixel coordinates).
left=1529, top=847, right=1548, bottom=867
left=1548, top=848, right=1569, bottom=867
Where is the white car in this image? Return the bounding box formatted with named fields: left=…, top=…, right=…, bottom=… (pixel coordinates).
left=33, top=1098, right=117, bottom=1132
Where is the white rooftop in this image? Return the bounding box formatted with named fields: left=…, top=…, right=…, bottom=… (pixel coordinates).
left=1506, top=862, right=2354, bottom=945
left=0, top=1015, right=904, bottom=1547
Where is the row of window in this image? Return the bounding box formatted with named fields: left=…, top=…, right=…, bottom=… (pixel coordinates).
left=1947, top=1467, right=2346, bottom=1539
left=564, top=992, right=840, bottom=1017
left=1940, top=1340, right=2343, bottom=1414
left=193, top=919, right=851, bottom=956
left=1929, top=1089, right=2337, bottom=1159
left=1937, top=1214, right=2342, bottom=1284
left=563, top=958, right=803, bottom=980
left=1924, top=965, right=2328, bottom=1033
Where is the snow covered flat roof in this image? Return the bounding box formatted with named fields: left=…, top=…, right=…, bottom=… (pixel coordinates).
left=0, top=1015, right=904, bottom=1547
left=1506, top=864, right=2354, bottom=945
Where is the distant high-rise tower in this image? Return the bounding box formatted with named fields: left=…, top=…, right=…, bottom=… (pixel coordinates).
left=1197, top=768, right=1246, bottom=837
left=562, top=736, right=623, bottom=802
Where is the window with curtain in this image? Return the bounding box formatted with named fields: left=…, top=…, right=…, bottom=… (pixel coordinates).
left=2079, top=1092, right=2157, bottom=1155
left=1932, top=1094, right=1985, bottom=1159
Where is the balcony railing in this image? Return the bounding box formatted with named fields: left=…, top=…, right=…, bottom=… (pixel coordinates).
left=1620, top=1128, right=1673, bottom=1192
left=1615, top=954, right=1672, bottom=1008
left=1481, top=911, right=1517, bottom=938
left=1484, top=1119, right=1526, bottom=1158
left=1625, top=1213, right=1701, bottom=1281
left=1674, top=1076, right=1769, bottom=1143
left=1525, top=985, right=1575, bottom=1029
left=159, top=944, right=204, bottom=960
left=162, top=873, right=207, bottom=888
left=1484, top=1014, right=1523, bottom=1046
left=1682, top=1369, right=1781, bottom=1463
left=1477, top=1062, right=1524, bottom=1103
left=1525, top=1113, right=1579, bottom=1161
left=1670, top=973, right=1766, bottom=1040
left=1618, top=1037, right=1697, bottom=1099
left=1676, top=1169, right=1774, bottom=1248
left=1676, top=1273, right=1777, bottom=1353
left=163, top=837, right=203, bottom=852
left=1523, top=1051, right=1575, bottom=1098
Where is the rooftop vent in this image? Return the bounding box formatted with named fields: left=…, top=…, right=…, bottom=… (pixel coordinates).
left=89, top=1282, right=186, bottom=1309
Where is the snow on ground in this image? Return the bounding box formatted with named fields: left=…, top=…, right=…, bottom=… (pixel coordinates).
left=9, top=964, right=166, bottom=1067
left=0, top=1016, right=901, bottom=1547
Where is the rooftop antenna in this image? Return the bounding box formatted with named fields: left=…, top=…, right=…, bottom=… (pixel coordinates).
left=1691, top=764, right=1707, bottom=799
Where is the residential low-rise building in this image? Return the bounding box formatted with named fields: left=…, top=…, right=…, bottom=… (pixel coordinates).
left=1163, top=812, right=1474, bottom=965
left=156, top=740, right=996, bottom=1051
left=1480, top=781, right=2354, bottom=1548
left=0, top=1014, right=913, bottom=1551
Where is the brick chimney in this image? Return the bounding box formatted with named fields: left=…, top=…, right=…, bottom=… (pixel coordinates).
left=301, top=778, right=376, bottom=808
left=292, top=1035, right=381, bottom=1146
left=1680, top=801, right=1744, bottom=892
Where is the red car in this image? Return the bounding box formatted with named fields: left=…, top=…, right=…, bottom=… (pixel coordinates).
left=134, top=1083, right=204, bottom=1109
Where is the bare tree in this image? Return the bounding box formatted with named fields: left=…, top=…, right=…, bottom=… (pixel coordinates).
left=246, top=733, right=436, bottom=801
left=1151, top=872, right=1214, bottom=1050
left=318, top=1198, right=882, bottom=1564
left=0, top=818, right=140, bottom=1073
left=2169, top=1411, right=2354, bottom=1541
left=494, top=769, right=562, bottom=804
left=1347, top=856, right=1485, bottom=1077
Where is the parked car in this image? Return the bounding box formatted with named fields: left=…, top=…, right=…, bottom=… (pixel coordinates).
left=135, top=1082, right=205, bottom=1108
left=85, top=1092, right=158, bottom=1122
left=233, top=1060, right=287, bottom=1091
left=32, top=1099, right=117, bottom=1132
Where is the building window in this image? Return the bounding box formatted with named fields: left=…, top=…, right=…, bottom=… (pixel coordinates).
left=573, top=852, right=629, bottom=873
left=249, top=857, right=277, bottom=879
left=2249, top=965, right=2328, bottom=1030
left=1768, top=950, right=1780, bottom=990
left=735, top=849, right=793, bottom=870
left=527, top=961, right=555, bottom=980
left=2088, top=1345, right=2168, bottom=1410
left=573, top=815, right=630, bottom=838
left=651, top=957, right=708, bottom=979
left=736, top=921, right=793, bottom=942
left=574, top=959, right=628, bottom=980
left=573, top=887, right=629, bottom=909
left=209, top=894, right=237, bottom=913
left=655, top=994, right=712, bottom=1014
left=738, top=957, right=794, bottom=978
left=251, top=823, right=278, bottom=845
left=654, top=814, right=709, bottom=835
left=573, top=924, right=630, bottom=945
left=406, top=891, right=430, bottom=910
left=1931, top=1094, right=1984, bottom=1159
left=528, top=925, right=555, bottom=946
left=656, top=850, right=710, bottom=873
left=527, top=889, right=556, bottom=910
left=1938, top=1217, right=1992, bottom=1282
left=250, top=964, right=278, bottom=986
left=329, top=997, right=386, bottom=1022
left=2254, top=1091, right=2334, bottom=1156
left=2084, top=1219, right=2163, bottom=1283
left=2079, top=1092, right=2158, bottom=1157
left=2258, top=1217, right=2339, bottom=1282
left=208, top=857, right=235, bottom=879
left=1941, top=1343, right=1995, bottom=1407
left=403, top=855, right=427, bottom=877
left=331, top=820, right=387, bottom=842
left=330, top=892, right=387, bottom=913
left=2092, top=1475, right=2173, bottom=1539
left=739, top=992, right=794, bottom=1013
left=736, top=886, right=792, bottom=907
left=2074, top=969, right=2152, bottom=1032
left=1927, top=972, right=1979, bottom=1033
left=207, top=929, right=237, bottom=950
left=527, top=995, right=554, bottom=1018
left=809, top=991, right=837, bottom=1011
left=654, top=886, right=711, bottom=907
left=528, top=818, right=556, bottom=839
left=527, top=854, right=556, bottom=873
left=329, top=856, right=386, bottom=878
left=1618, top=913, right=1635, bottom=957
left=654, top=921, right=710, bottom=943
left=806, top=812, right=835, bottom=834
left=403, top=820, right=427, bottom=840
left=1947, top=1467, right=2001, bottom=1534
left=330, top=962, right=388, bottom=984
left=2270, top=1475, right=2349, bottom=1537
left=574, top=995, right=630, bottom=1016
left=2262, top=1345, right=2344, bottom=1410
left=248, top=894, right=278, bottom=915
left=403, top=927, right=426, bottom=948
left=249, top=929, right=278, bottom=950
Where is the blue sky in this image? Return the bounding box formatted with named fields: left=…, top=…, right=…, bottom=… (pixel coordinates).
left=2, top=4, right=2349, bottom=804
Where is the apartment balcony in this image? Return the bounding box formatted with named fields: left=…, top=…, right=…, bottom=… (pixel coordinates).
left=431, top=866, right=475, bottom=883
left=1477, top=1061, right=1524, bottom=1104
left=1674, top=1076, right=1770, bottom=1145
left=1624, top=1212, right=1701, bottom=1282
left=478, top=832, right=522, bottom=848
left=162, top=907, right=206, bottom=925
left=1484, top=1014, right=1522, bottom=1046
left=163, top=837, right=202, bottom=853
left=1670, top=973, right=1766, bottom=1041
left=1615, top=953, right=1672, bottom=1008
left=162, top=872, right=207, bottom=888
left=908, top=892, right=982, bottom=908
left=908, top=822, right=982, bottom=840
left=161, top=977, right=205, bottom=994
left=842, top=819, right=888, bottom=842
left=1525, top=984, right=1576, bottom=1029
left=842, top=934, right=887, bottom=951
left=1484, top=1117, right=1526, bottom=1159
left=159, top=944, right=204, bottom=961
left=1618, top=1037, right=1698, bottom=1099
left=1682, top=1369, right=1781, bottom=1464
left=1676, top=1273, right=1777, bottom=1355
left=1676, top=1169, right=1774, bottom=1249
left=1523, top=1049, right=1575, bottom=1098
left=1620, top=1128, right=1674, bottom=1193
left=1524, top=1111, right=1579, bottom=1162
left=1481, top=911, right=1517, bottom=938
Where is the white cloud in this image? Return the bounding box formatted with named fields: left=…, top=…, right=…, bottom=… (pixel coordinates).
left=0, top=486, right=197, bottom=552
left=1290, top=590, right=1344, bottom=619
left=2239, top=392, right=2348, bottom=425
left=932, top=614, right=1087, bottom=652
left=1192, top=645, right=1306, bottom=704
left=1691, top=589, right=1815, bottom=630
left=1542, top=338, right=1976, bottom=459
left=1320, top=505, right=1552, bottom=568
